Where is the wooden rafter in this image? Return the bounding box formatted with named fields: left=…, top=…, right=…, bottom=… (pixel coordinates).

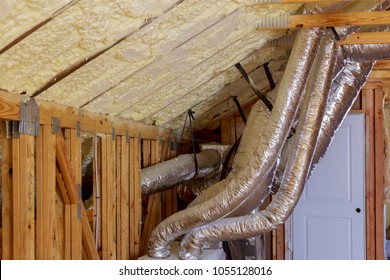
left=338, top=32, right=390, bottom=45
left=257, top=11, right=390, bottom=30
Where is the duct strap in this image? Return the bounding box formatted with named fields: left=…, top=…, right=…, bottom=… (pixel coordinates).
left=234, top=63, right=273, bottom=111
left=187, top=109, right=199, bottom=176
left=263, top=62, right=276, bottom=90
left=232, top=96, right=247, bottom=124
left=19, top=97, right=40, bottom=136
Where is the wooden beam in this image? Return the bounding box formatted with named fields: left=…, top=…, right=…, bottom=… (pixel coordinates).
left=369, top=70, right=390, bottom=80
left=374, top=89, right=385, bottom=260
left=374, top=60, right=390, bottom=70
left=101, top=134, right=117, bottom=260
left=116, top=137, right=122, bottom=259
left=11, top=135, right=20, bottom=259
left=257, top=11, right=390, bottom=30
left=130, top=137, right=142, bottom=259
left=56, top=132, right=99, bottom=260
left=67, top=129, right=83, bottom=260
left=17, top=134, right=35, bottom=259
left=56, top=167, right=71, bottom=204
left=339, top=32, right=390, bottom=45
left=0, top=90, right=172, bottom=140
left=36, top=125, right=56, bottom=259
left=55, top=133, right=78, bottom=204
left=120, top=136, right=130, bottom=260
left=362, top=88, right=377, bottom=260
left=1, top=122, right=13, bottom=259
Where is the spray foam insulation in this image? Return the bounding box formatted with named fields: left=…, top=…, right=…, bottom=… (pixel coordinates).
left=0, top=0, right=302, bottom=134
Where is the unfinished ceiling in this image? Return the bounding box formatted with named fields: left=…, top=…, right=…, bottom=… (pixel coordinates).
left=0, top=0, right=387, bottom=138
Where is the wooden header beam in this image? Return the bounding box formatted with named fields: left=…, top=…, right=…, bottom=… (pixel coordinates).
left=257, top=11, right=390, bottom=30
left=0, top=90, right=172, bottom=140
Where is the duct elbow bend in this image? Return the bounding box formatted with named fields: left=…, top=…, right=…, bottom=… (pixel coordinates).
left=147, top=229, right=172, bottom=259
left=179, top=231, right=205, bottom=260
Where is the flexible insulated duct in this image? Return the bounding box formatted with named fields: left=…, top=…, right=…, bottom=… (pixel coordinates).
left=141, top=149, right=221, bottom=195
left=147, top=28, right=322, bottom=258
left=179, top=30, right=337, bottom=259
left=344, top=44, right=390, bottom=62
left=188, top=99, right=271, bottom=212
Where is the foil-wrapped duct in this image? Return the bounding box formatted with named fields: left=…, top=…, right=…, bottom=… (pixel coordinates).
left=179, top=30, right=337, bottom=259
left=344, top=44, right=390, bottom=62
left=188, top=100, right=271, bottom=210
left=311, top=61, right=374, bottom=171
left=147, top=28, right=322, bottom=258
left=141, top=149, right=221, bottom=196
left=303, top=1, right=351, bottom=14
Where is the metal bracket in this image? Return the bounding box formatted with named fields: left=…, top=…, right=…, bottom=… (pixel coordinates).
left=5, top=121, right=12, bottom=139
left=78, top=184, right=82, bottom=200
left=76, top=121, right=81, bottom=137
left=77, top=204, right=81, bottom=219
left=51, top=117, right=60, bottom=134
left=126, top=130, right=130, bottom=143
left=12, top=121, right=20, bottom=138
left=170, top=137, right=177, bottom=151
left=138, top=132, right=142, bottom=145
left=112, top=127, right=116, bottom=140
left=19, top=97, right=40, bottom=136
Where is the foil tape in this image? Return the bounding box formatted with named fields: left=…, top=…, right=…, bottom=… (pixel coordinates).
left=147, top=28, right=323, bottom=259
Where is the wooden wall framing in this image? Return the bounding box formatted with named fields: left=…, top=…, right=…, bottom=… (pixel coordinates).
left=0, top=93, right=173, bottom=260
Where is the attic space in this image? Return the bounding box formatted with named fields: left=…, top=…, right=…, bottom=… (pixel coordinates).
left=0, top=0, right=390, bottom=260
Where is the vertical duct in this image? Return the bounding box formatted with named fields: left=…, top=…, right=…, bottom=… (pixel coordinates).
left=147, top=28, right=322, bottom=258
left=179, top=30, right=337, bottom=259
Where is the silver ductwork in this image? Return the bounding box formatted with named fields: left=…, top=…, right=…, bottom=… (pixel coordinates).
left=144, top=0, right=390, bottom=260
left=179, top=30, right=337, bottom=259
left=147, top=27, right=322, bottom=258
left=141, top=149, right=221, bottom=196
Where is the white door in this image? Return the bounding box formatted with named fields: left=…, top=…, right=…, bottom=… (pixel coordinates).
left=292, top=114, right=365, bottom=260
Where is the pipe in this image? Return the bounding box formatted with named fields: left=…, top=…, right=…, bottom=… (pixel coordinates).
left=141, top=149, right=221, bottom=196
left=147, top=27, right=322, bottom=258
left=179, top=30, right=337, bottom=259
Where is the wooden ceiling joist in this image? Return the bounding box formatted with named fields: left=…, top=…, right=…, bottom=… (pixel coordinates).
left=369, top=70, right=390, bottom=80
left=257, top=11, right=390, bottom=30
left=338, top=32, right=390, bottom=45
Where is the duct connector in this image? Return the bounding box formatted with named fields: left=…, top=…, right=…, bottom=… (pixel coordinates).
left=179, top=29, right=337, bottom=259
left=147, top=27, right=323, bottom=259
